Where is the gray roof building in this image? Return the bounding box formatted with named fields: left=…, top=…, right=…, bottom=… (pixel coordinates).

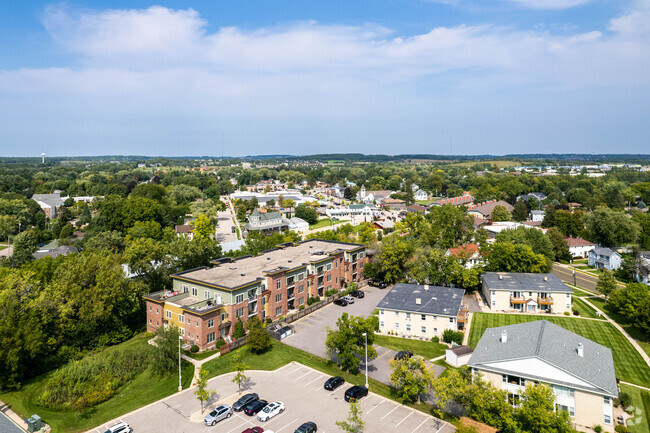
left=33, top=245, right=78, bottom=260
left=592, top=248, right=617, bottom=257
left=377, top=283, right=465, bottom=317
left=482, top=272, right=573, bottom=294
left=31, top=193, right=64, bottom=207
left=468, top=320, right=618, bottom=397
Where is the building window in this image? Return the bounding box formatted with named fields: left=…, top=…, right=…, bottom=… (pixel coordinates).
left=204, top=290, right=210, bottom=299
left=395, top=311, right=399, bottom=316
left=421, top=326, right=426, bottom=333
left=276, top=294, right=282, bottom=302
left=449, top=317, right=454, bottom=323
left=236, top=308, right=244, bottom=317
left=179, top=328, right=185, bottom=336
left=395, top=323, right=399, bottom=328
left=298, top=285, right=304, bottom=293
left=603, top=396, right=611, bottom=405
left=182, top=284, right=188, bottom=292
left=298, top=297, right=304, bottom=306
left=276, top=306, right=283, bottom=316
left=551, top=385, right=575, bottom=398
left=207, top=332, right=215, bottom=343
left=221, top=313, right=225, bottom=322
left=492, top=299, right=496, bottom=306
left=192, top=287, right=198, bottom=296
left=406, top=313, right=411, bottom=319
left=277, top=280, right=281, bottom=289
left=434, top=328, right=438, bottom=333
left=327, top=263, right=332, bottom=271
left=166, top=311, right=172, bottom=319
left=235, top=293, right=244, bottom=303
left=421, top=314, right=426, bottom=320
left=149, top=319, right=152, bottom=323
left=149, top=306, right=151, bottom=311
left=406, top=324, right=411, bottom=331
left=604, top=415, right=611, bottom=425
left=327, top=275, right=332, bottom=282
left=156, top=308, right=159, bottom=313
left=317, top=266, right=323, bottom=274
left=298, top=272, right=304, bottom=281
left=335, top=261, right=338, bottom=268
left=179, top=315, right=184, bottom=323
left=208, top=319, right=214, bottom=328
left=379, top=310, right=384, bottom=315
left=502, top=374, right=507, bottom=383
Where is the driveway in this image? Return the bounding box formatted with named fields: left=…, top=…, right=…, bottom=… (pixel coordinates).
left=90, top=364, right=454, bottom=433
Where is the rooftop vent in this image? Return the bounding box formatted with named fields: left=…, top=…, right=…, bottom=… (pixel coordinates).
left=577, top=342, right=584, bottom=357
left=267, top=257, right=271, bottom=260
left=288, top=260, right=292, bottom=263
left=544, top=276, right=548, bottom=282
left=501, top=330, right=508, bottom=343
left=229, top=267, right=237, bottom=270
left=241, top=273, right=245, bottom=277
left=415, top=298, right=422, bottom=305
left=499, top=274, right=503, bottom=280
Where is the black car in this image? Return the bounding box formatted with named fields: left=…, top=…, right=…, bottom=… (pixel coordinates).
left=244, top=399, right=268, bottom=416
left=368, top=279, right=387, bottom=289
left=394, top=350, right=413, bottom=361
left=344, top=385, right=368, bottom=402
left=233, top=393, right=259, bottom=411
left=294, top=421, right=318, bottom=433
left=324, top=376, right=345, bottom=390
left=333, top=298, right=348, bottom=306
left=349, top=290, right=365, bottom=298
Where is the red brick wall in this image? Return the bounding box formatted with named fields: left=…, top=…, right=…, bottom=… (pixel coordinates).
left=186, top=310, right=222, bottom=350
left=146, top=300, right=163, bottom=333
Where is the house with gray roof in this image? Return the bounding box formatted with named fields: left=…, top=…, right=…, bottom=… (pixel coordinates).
left=482, top=272, right=573, bottom=314
left=377, top=284, right=465, bottom=339
left=32, top=192, right=64, bottom=218
left=468, top=320, right=617, bottom=430
left=588, top=248, right=621, bottom=271
left=245, top=209, right=288, bottom=235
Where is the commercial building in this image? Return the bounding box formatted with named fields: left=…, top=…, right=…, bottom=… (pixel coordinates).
left=481, top=272, right=573, bottom=314
left=144, top=239, right=368, bottom=350
left=377, top=284, right=465, bottom=339
left=468, top=320, right=618, bottom=431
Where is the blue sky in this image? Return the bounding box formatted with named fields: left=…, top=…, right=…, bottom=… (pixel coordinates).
left=0, top=0, right=648, bottom=157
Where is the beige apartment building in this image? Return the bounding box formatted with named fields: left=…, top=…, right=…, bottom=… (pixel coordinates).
left=482, top=272, right=573, bottom=314
left=468, top=321, right=618, bottom=431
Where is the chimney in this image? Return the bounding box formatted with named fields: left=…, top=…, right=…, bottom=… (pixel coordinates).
left=501, top=330, right=508, bottom=343
left=577, top=342, right=584, bottom=357
left=544, top=276, right=548, bottom=282
left=416, top=298, right=422, bottom=305
left=424, top=285, right=429, bottom=291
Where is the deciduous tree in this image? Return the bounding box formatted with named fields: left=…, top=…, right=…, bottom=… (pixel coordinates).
left=230, top=350, right=249, bottom=395
left=336, top=399, right=365, bottom=433
left=325, top=313, right=377, bottom=373
left=389, top=356, right=434, bottom=404
left=195, top=366, right=215, bottom=414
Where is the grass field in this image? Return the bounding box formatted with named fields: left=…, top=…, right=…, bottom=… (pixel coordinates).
left=589, top=297, right=650, bottom=358
left=468, top=313, right=650, bottom=387
left=571, top=297, right=602, bottom=319
left=373, top=334, right=447, bottom=359
left=309, top=218, right=349, bottom=230
left=567, top=285, right=597, bottom=297
left=621, top=384, right=650, bottom=433
left=0, top=334, right=195, bottom=433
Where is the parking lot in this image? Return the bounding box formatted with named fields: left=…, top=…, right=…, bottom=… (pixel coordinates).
left=91, top=363, right=452, bottom=433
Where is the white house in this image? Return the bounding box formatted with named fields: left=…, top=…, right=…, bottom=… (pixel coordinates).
left=530, top=210, right=545, bottom=222
left=287, top=217, right=309, bottom=232
left=414, top=189, right=428, bottom=201
left=565, top=237, right=595, bottom=259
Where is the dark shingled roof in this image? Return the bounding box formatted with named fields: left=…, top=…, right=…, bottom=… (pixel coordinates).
left=449, top=345, right=474, bottom=356
left=482, top=272, right=573, bottom=294
left=377, top=283, right=464, bottom=317
left=468, top=320, right=618, bottom=396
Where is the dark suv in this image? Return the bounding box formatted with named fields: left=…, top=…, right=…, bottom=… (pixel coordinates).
left=368, top=279, right=387, bottom=289
left=349, top=290, right=365, bottom=298
left=344, top=385, right=368, bottom=402
left=324, top=376, right=344, bottom=390
left=244, top=399, right=268, bottom=416
left=394, top=350, right=413, bottom=360
left=333, top=298, right=348, bottom=306
left=294, top=421, right=318, bottom=433
left=233, top=393, right=259, bottom=411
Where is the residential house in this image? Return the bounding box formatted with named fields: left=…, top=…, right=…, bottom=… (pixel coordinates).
left=633, top=251, right=650, bottom=285
left=245, top=209, right=288, bottom=235
left=377, top=284, right=465, bottom=339
left=516, top=192, right=547, bottom=203
left=565, top=237, right=595, bottom=259
left=445, top=243, right=482, bottom=268
left=406, top=204, right=428, bottom=214
left=143, top=239, right=369, bottom=350
left=466, top=200, right=514, bottom=221
left=414, top=189, right=428, bottom=201
left=482, top=221, right=541, bottom=240
left=33, top=244, right=78, bottom=260
left=446, top=345, right=474, bottom=368
left=588, top=248, right=622, bottom=271
left=357, top=187, right=393, bottom=204
left=175, top=225, right=194, bottom=240
left=31, top=192, right=64, bottom=219
left=326, top=204, right=377, bottom=218
left=468, top=320, right=618, bottom=430
left=481, top=272, right=573, bottom=314
left=430, top=192, right=474, bottom=207
left=530, top=210, right=545, bottom=222
left=373, top=220, right=395, bottom=231
left=381, top=197, right=406, bottom=210
left=287, top=217, right=309, bottom=233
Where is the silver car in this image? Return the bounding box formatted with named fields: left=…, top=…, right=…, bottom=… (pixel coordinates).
left=204, top=404, right=232, bottom=426
left=342, top=296, right=355, bottom=304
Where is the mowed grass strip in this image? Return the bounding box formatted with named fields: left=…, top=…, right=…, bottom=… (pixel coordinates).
left=468, top=313, right=650, bottom=388
left=589, top=297, right=650, bottom=358
left=374, top=334, right=447, bottom=359
left=571, top=297, right=602, bottom=319
left=621, top=384, right=650, bottom=433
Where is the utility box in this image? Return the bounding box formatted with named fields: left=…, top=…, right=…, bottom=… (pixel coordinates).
left=27, top=414, right=42, bottom=432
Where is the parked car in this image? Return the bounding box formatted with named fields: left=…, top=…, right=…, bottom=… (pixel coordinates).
left=104, top=422, right=132, bottom=433
left=233, top=393, right=259, bottom=411
left=333, top=298, right=348, bottom=306
left=341, top=295, right=355, bottom=304
left=368, top=279, right=387, bottom=289
left=344, top=385, right=368, bottom=402
left=294, top=422, right=317, bottom=433
left=349, top=290, right=364, bottom=298
left=394, top=350, right=413, bottom=361
left=257, top=401, right=285, bottom=421
left=204, top=404, right=233, bottom=426
left=324, top=376, right=344, bottom=390
left=231, top=226, right=236, bottom=233
left=242, top=428, right=264, bottom=433
left=244, top=399, right=269, bottom=416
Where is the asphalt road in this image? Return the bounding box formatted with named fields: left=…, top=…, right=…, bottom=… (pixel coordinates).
left=91, top=364, right=453, bottom=433
left=552, top=264, right=600, bottom=292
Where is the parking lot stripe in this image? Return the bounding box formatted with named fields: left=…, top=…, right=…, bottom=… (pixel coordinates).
left=411, top=417, right=429, bottom=433
left=395, top=411, right=414, bottom=427
left=292, top=371, right=313, bottom=382
left=304, top=374, right=324, bottom=386
left=274, top=417, right=299, bottom=432
left=366, top=399, right=384, bottom=414
left=223, top=419, right=250, bottom=433
left=380, top=405, right=399, bottom=420
left=284, top=365, right=304, bottom=376
left=296, top=321, right=314, bottom=327
left=375, top=348, right=393, bottom=361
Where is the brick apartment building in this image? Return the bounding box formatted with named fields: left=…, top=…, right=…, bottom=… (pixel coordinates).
left=144, top=239, right=369, bottom=350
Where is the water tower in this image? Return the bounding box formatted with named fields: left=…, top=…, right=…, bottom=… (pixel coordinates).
left=41, top=153, right=45, bottom=164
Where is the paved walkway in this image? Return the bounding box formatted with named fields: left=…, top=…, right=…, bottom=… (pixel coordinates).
left=580, top=297, right=650, bottom=367
left=620, top=381, right=650, bottom=392
left=181, top=351, right=223, bottom=385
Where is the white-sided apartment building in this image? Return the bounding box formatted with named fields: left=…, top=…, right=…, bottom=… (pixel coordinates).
left=468, top=321, right=618, bottom=431
left=377, top=284, right=465, bottom=339
left=482, top=272, right=573, bottom=314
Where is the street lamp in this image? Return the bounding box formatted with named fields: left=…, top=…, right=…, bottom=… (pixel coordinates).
left=362, top=332, right=369, bottom=389
left=178, top=335, right=183, bottom=392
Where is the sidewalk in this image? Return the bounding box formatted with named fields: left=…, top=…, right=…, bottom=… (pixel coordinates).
left=182, top=350, right=223, bottom=385
left=0, top=400, right=29, bottom=433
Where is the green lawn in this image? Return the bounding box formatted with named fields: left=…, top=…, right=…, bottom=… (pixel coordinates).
left=309, top=218, right=349, bottom=230
left=589, top=298, right=650, bottom=358
left=0, top=334, right=195, bottom=433
left=621, top=384, right=650, bottom=433
left=0, top=245, right=7, bottom=251
left=183, top=347, right=221, bottom=360
left=467, top=313, right=650, bottom=388
left=374, top=335, right=447, bottom=359
left=571, top=297, right=602, bottom=319
left=568, top=285, right=597, bottom=297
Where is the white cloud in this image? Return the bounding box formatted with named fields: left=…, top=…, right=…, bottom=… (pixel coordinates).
left=505, top=0, right=593, bottom=9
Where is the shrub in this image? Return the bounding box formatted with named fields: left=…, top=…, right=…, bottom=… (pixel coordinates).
left=431, top=336, right=440, bottom=343
left=215, top=339, right=226, bottom=349
left=618, top=391, right=632, bottom=409
left=593, top=425, right=603, bottom=433
left=325, top=289, right=338, bottom=297
left=233, top=318, right=245, bottom=339
left=572, top=309, right=580, bottom=316
left=442, top=329, right=463, bottom=345
left=246, top=316, right=272, bottom=354
left=299, top=305, right=305, bottom=310
left=307, top=296, right=321, bottom=306
left=190, top=345, right=199, bottom=353
left=615, top=426, right=629, bottom=433
left=563, top=311, right=571, bottom=316
left=266, top=318, right=272, bottom=324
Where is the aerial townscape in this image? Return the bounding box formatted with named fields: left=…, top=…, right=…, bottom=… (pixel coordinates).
left=1, top=2, right=650, bottom=433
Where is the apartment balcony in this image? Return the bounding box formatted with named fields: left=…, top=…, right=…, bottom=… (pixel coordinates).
left=538, top=297, right=554, bottom=305
left=457, top=311, right=467, bottom=323
left=510, top=296, right=525, bottom=304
